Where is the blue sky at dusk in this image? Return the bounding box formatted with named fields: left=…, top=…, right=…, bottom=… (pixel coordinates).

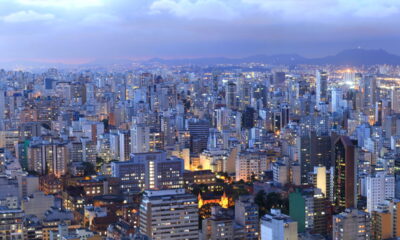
left=0, top=0, right=399, bottom=63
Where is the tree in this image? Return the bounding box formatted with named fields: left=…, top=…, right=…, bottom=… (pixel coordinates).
left=82, top=162, right=96, bottom=175
left=254, top=190, right=289, bottom=216
left=191, top=184, right=208, bottom=196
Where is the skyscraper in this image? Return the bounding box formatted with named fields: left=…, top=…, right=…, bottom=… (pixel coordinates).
left=118, top=130, right=131, bottom=161
left=273, top=72, right=286, bottom=87
left=366, top=171, right=395, bottom=212
left=289, top=188, right=330, bottom=235
left=226, top=81, right=238, bottom=110
left=361, top=75, right=377, bottom=115
left=316, top=70, right=328, bottom=106
left=111, top=151, right=184, bottom=192
left=260, top=209, right=298, bottom=240
left=131, top=123, right=150, bottom=153
left=235, top=195, right=259, bottom=239
left=139, top=189, right=198, bottom=240
left=187, top=118, right=210, bottom=155
left=391, top=88, right=400, bottom=113
left=332, top=208, right=371, bottom=240
left=201, top=206, right=235, bottom=240
left=333, top=136, right=356, bottom=211
left=297, top=131, right=332, bottom=184
left=0, top=207, right=25, bottom=239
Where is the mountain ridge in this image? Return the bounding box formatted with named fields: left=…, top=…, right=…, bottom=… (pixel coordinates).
left=2, top=48, right=400, bottom=69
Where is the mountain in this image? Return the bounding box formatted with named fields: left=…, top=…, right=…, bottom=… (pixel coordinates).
left=146, top=54, right=306, bottom=65
left=310, top=48, right=400, bottom=65
left=2, top=48, right=400, bottom=70
left=146, top=49, right=400, bottom=66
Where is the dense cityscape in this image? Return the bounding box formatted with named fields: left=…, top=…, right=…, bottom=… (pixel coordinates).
left=0, top=62, right=399, bottom=240
left=3, top=0, right=400, bottom=239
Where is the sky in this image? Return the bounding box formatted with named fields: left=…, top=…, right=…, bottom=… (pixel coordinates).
left=0, top=0, right=400, bottom=64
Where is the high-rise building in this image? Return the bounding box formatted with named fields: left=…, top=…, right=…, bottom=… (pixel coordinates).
left=139, top=189, right=198, bottom=240
left=391, top=88, right=400, bottom=113
left=280, top=103, right=290, bottom=128
left=118, top=130, right=131, bottom=161
left=331, top=88, right=344, bottom=113
left=316, top=70, right=328, bottom=105
left=260, top=209, right=298, bottom=240
left=308, top=166, right=333, bottom=202
left=187, top=119, right=210, bottom=155
left=388, top=199, right=400, bottom=238
left=361, top=75, right=377, bottom=115
left=371, top=206, right=392, bottom=240
left=366, top=171, right=395, bottom=212
left=375, top=100, right=383, bottom=125
left=226, top=82, right=238, bottom=110
left=289, top=188, right=330, bottom=235
left=27, top=141, right=69, bottom=177
left=297, top=131, right=332, bottom=184
left=333, top=136, right=356, bottom=211
left=273, top=72, right=286, bottom=87
left=272, top=161, right=289, bottom=185
left=111, top=151, right=183, bottom=192
left=332, top=208, right=371, bottom=240
left=0, top=90, right=5, bottom=120
left=236, top=150, right=269, bottom=182
left=131, top=123, right=150, bottom=153
left=234, top=195, right=259, bottom=239
left=201, top=206, right=234, bottom=240
left=0, top=207, right=25, bottom=239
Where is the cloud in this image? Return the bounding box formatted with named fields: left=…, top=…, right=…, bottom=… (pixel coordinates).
left=150, top=0, right=239, bottom=20
left=1, top=0, right=400, bottom=62
left=81, top=13, right=121, bottom=25
left=243, top=0, right=400, bottom=20
left=149, top=0, right=400, bottom=21
left=16, top=0, right=103, bottom=8
left=2, top=10, right=55, bottom=23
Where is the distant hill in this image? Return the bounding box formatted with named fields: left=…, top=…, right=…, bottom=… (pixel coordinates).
left=146, top=48, right=400, bottom=66
left=309, top=48, right=400, bottom=65
left=2, top=48, right=400, bottom=70
left=146, top=54, right=307, bottom=65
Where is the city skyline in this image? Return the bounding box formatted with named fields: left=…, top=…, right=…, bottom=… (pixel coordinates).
left=1, top=1, right=400, bottom=240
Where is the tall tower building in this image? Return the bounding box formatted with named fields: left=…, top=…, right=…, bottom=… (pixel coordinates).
left=118, top=130, right=131, bottom=161
left=289, top=188, right=330, bottom=236
left=234, top=195, right=259, bottom=240
left=333, top=136, right=356, bottom=211
left=308, top=166, right=333, bottom=201
left=361, top=75, right=377, bottom=115
left=260, top=209, right=298, bottom=240
left=331, top=88, right=344, bottom=113
left=139, top=189, right=199, bottom=240
left=391, top=88, right=400, bottom=113
left=111, top=151, right=184, bottom=193
left=297, top=131, right=332, bottom=184
left=187, top=119, right=210, bottom=155
left=366, top=171, right=395, bottom=212
left=0, top=208, right=25, bottom=239
left=131, top=123, right=150, bottom=153
left=202, top=206, right=234, bottom=240
left=0, top=90, right=5, bottom=120
left=332, top=208, right=371, bottom=240
left=226, top=82, right=238, bottom=110
left=273, top=72, right=286, bottom=87
left=316, top=70, right=328, bottom=106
